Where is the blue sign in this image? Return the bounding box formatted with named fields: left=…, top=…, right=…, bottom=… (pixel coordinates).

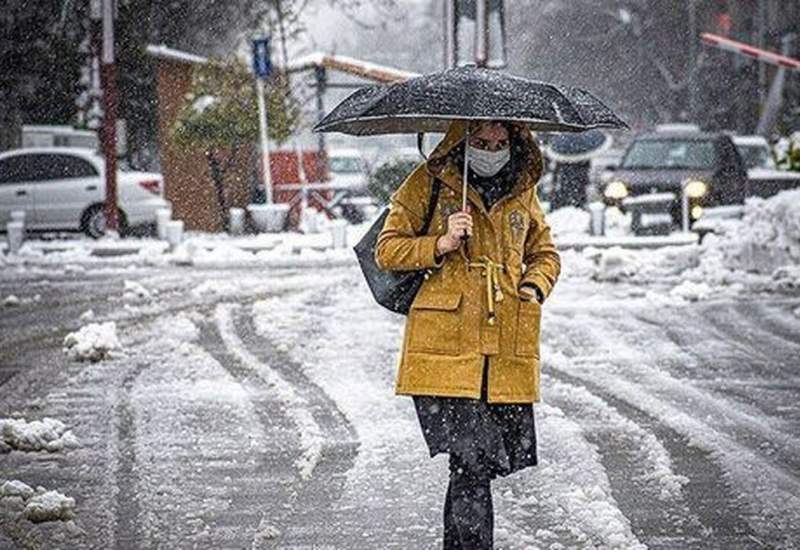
left=252, top=37, right=272, bottom=79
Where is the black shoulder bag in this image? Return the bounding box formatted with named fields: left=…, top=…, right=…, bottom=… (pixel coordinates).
left=352, top=177, right=442, bottom=315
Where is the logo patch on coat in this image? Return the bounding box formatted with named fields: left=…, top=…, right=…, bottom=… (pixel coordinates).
left=509, top=210, right=526, bottom=246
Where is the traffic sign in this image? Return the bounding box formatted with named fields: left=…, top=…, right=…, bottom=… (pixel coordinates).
left=252, top=37, right=272, bottom=79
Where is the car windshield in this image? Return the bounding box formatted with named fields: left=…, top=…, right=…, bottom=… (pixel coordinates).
left=736, top=145, right=773, bottom=169
left=329, top=156, right=363, bottom=174
left=621, top=139, right=715, bottom=169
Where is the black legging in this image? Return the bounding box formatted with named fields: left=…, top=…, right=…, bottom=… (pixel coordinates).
left=443, top=358, right=494, bottom=549
left=444, top=452, right=494, bottom=548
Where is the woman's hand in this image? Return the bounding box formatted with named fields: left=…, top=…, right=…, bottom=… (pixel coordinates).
left=518, top=283, right=543, bottom=303
left=436, top=206, right=473, bottom=255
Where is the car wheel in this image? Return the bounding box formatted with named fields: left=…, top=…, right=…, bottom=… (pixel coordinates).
left=81, top=205, right=128, bottom=239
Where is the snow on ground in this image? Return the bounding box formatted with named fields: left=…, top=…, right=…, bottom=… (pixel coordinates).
left=62, top=322, right=122, bottom=362
left=547, top=188, right=800, bottom=298
left=214, top=304, right=324, bottom=481
left=124, top=311, right=275, bottom=548
left=545, top=379, right=689, bottom=501
left=542, top=306, right=800, bottom=547
left=547, top=206, right=590, bottom=238
left=250, top=270, right=648, bottom=549
left=122, top=280, right=152, bottom=302
left=0, top=418, right=79, bottom=453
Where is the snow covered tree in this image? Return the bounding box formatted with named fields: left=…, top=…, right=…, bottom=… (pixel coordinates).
left=171, top=57, right=300, bottom=230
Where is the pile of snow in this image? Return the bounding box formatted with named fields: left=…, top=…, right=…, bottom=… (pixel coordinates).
left=548, top=206, right=590, bottom=237
left=593, top=246, right=640, bottom=282
left=63, top=321, right=122, bottom=362
left=0, top=480, right=76, bottom=523
left=0, top=418, right=79, bottom=453
left=191, top=279, right=241, bottom=297
left=669, top=280, right=713, bottom=302
left=122, top=280, right=152, bottom=302
left=687, top=189, right=800, bottom=288
left=2, top=295, right=20, bottom=307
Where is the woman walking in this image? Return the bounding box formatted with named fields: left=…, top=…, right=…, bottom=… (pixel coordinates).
left=375, top=118, right=561, bottom=548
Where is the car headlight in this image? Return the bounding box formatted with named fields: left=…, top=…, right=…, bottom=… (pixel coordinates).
left=604, top=180, right=628, bottom=199
left=684, top=179, right=707, bottom=198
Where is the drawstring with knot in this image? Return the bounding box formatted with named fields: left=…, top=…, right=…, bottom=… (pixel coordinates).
left=467, top=256, right=506, bottom=325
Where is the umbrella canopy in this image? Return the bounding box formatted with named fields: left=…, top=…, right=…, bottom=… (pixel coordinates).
left=312, top=65, right=628, bottom=136
left=543, top=129, right=612, bottom=163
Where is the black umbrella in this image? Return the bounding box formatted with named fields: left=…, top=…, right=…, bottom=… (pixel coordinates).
left=544, top=129, right=612, bottom=163
left=315, top=65, right=628, bottom=315
left=312, top=65, right=628, bottom=136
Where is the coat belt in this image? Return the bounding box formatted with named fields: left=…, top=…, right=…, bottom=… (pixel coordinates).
left=467, top=256, right=506, bottom=325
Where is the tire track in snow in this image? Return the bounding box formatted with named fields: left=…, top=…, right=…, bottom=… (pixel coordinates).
left=548, top=303, right=800, bottom=473
left=135, top=311, right=297, bottom=549
left=549, top=352, right=800, bottom=549
left=545, top=370, right=758, bottom=549
left=211, top=302, right=359, bottom=548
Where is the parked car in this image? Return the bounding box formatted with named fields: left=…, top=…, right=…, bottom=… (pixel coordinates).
left=327, top=148, right=369, bottom=195
left=20, top=125, right=98, bottom=150
left=0, top=147, right=168, bottom=238
left=732, top=134, right=800, bottom=198
left=601, top=129, right=748, bottom=235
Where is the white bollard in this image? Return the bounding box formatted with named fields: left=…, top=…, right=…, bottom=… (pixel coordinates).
left=229, top=207, right=245, bottom=235
left=165, top=220, right=184, bottom=248
left=588, top=202, right=606, bottom=236
left=10, top=210, right=25, bottom=225
left=329, top=219, right=348, bottom=249
left=6, top=221, right=24, bottom=254
left=247, top=203, right=290, bottom=233
left=156, top=208, right=172, bottom=241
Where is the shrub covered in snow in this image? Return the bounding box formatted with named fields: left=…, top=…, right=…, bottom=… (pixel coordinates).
left=63, top=322, right=122, bottom=362
left=0, top=417, right=79, bottom=453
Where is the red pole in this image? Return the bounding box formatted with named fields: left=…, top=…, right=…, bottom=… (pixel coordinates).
left=101, top=0, right=118, bottom=234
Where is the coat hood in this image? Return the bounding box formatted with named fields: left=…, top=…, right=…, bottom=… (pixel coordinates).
left=424, top=119, right=544, bottom=197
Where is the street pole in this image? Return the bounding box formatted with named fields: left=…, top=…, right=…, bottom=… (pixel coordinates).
left=444, top=0, right=456, bottom=68
left=100, top=0, right=118, bottom=234
left=688, top=0, right=698, bottom=123
left=474, top=0, right=488, bottom=67
left=255, top=78, right=273, bottom=204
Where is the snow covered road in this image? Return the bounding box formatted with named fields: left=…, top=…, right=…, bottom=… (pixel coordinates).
left=1, top=260, right=799, bottom=549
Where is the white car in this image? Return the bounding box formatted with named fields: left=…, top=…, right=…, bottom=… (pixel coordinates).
left=327, top=148, right=369, bottom=194
left=0, top=147, right=169, bottom=238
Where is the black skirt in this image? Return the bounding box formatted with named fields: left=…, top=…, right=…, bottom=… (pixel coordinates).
left=413, top=356, right=538, bottom=480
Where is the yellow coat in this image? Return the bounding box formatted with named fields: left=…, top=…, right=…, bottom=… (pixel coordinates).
left=375, top=120, right=561, bottom=403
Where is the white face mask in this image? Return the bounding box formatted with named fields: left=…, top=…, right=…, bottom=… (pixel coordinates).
left=468, top=144, right=510, bottom=177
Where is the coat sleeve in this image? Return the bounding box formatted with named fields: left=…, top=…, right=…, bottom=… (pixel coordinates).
left=374, top=170, right=446, bottom=272
left=519, top=191, right=561, bottom=301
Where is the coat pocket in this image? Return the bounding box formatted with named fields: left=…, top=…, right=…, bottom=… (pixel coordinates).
left=407, top=291, right=463, bottom=355
left=515, top=298, right=541, bottom=357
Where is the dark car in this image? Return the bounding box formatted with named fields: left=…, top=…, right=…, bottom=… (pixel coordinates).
left=601, top=129, right=748, bottom=235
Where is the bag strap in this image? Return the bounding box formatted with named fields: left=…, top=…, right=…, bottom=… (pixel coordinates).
left=419, top=176, right=441, bottom=235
